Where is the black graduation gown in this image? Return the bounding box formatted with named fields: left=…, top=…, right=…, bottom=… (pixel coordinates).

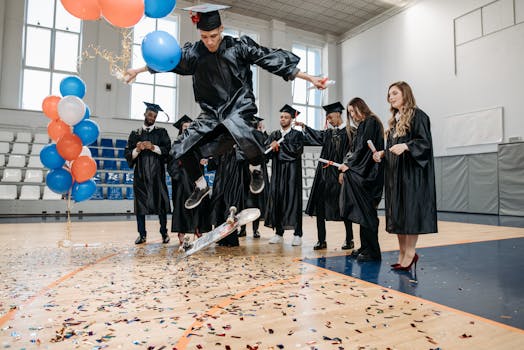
left=264, top=129, right=304, bottom=230
left=340, top=117, right=385, bottom=230
left=302, top=125, right=352, bottom=221
left=246, top=130, right=270, bottom=216
left=167, top=139, right=211, bottom=233
left=208, top=147, right=250, bottom=226
left=384, top=108, right=437, bottom=234
left=125, top=127, right=171, bottom=215
left=152, top=35, right=300, bottom=161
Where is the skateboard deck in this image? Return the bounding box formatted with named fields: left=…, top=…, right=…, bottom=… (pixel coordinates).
left=178, top=207, right=260, bottom=258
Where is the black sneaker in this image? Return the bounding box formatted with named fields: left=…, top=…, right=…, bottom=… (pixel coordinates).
left=161, top=234, right=170, bottom=244
left=249, top=170, right=264, bottom=194
left=341, top=240, right=354, bottom=250
left=185, top=186, right=211, bottom=209
left=253, top=231, right=260, bottom=238
left=135, top=235, right=146, bottom=244
left=238, top=227, right=247, bottom=237
left=313, top=241, right=327, bottom=250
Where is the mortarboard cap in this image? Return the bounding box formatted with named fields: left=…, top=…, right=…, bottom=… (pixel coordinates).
left=279, top=104, right=300, bottom=118
left=173, top=115, right=193, bottom=131
left=143, top=101, right=163, bottom=113
left=183, top=4, right=230, bottom=31
left=252, top=116, right=264, bottom=122
left=322, top=102, right=344, bottom=115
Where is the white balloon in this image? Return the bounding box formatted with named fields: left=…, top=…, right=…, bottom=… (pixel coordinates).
left=79, top=146, right=92, bottom=157
left=57, top=95, right=86, bottom=126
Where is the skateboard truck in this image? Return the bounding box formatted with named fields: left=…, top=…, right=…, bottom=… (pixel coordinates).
left=226, top=206, right=238, bottom=225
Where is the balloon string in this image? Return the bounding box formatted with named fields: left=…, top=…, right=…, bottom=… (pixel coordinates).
left=66, top=191, right=72, bottom=243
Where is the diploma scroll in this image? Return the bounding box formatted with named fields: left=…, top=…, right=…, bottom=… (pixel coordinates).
left=318, top=158, right=343, bottom=168
left=264, top=137, right=285, bottom=154
left=367, top=140, right=377, bottom=153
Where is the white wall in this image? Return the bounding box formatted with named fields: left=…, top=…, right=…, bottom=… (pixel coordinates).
left=340, top=0, right=524, bottom=156
left=0, top=0, right=331, bottom=136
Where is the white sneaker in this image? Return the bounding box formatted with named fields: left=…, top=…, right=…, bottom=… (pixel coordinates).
left=269, top=235, right=283, bottom=244
left=291, top=236, right=302, bottom=246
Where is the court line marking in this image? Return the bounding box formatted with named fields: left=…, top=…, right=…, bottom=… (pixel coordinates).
left=173, top=273, right=321, bottom=349
left=300, top=259, right=524, bottom=334
left=0, top=252, right=118, bottom=327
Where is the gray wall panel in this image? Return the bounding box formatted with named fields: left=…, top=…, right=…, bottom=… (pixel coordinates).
left=441, top=156, right=468, bottom=212
left=498, top=143, right=524, bottom=216
left=468, top=154, right=498, bottom=214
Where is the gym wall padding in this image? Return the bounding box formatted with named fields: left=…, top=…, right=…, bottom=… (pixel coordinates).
left=498, top=142, right=524, bottom=216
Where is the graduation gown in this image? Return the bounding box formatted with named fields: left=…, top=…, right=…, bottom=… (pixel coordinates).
left=154, top=35, right=300, bottom=161
left=125, top=127, right=171, bottom=215
left=340, top=117, right=384, bottom=230
left=302, top=125, right=352, bottom=221
left=264, top=129, right=304, bottom=230
left=208, top=147, right=250, bottom=226
left=384, top=108, right=437, bottom=234
left=167, top=139, right=212, bottom=233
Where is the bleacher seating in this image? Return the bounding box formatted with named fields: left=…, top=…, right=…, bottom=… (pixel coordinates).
left=16, top=132, right=32, bottom=143
left=27, top=156, right=44, bottom=168
left=0, top=142, right=9, bottom=154
left=30, top=143, right=45, bottom=155
left=24, top=169, right=43, bottom=183
left=0, top=185, right=17, bottom=199
left=19, top=185, right=40, bottom=200
left=42, top=186, right=62, bottom=200
left=7, top=155, right=26, bottom=167
left=0, top=131, right=14, bottom=142
left=2, top=168, right=22, bottom=182
left=11, top=143, right=29, bottom=154
left=0, top=154, right=4, bottom=167
left=33, top=133, right=49, bottom=144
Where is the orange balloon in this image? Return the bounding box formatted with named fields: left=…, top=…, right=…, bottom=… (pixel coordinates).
left=71, top=156, right=97, bottom=183
left=48, top=119, right=71, bottom=142
left=60, top=0, right=101, bottom=20
left=42, top=95, right=61, bottom=120
left=57, top=134, right=83, bottom=161
left=99, top=0, right=144, bottom=28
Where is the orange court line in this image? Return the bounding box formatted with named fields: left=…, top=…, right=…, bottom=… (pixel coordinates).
left=301, top=260, right=524, bottom=334
left=0, top=252, right=118, bottom=327
left=174, top=272, right=321, bottom=349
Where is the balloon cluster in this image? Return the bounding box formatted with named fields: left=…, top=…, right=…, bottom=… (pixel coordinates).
left=60, top=0, right=177, bottom=28
left=62, top=0, right=182, bottom=73
left=41, top=76, right=100, bottom=202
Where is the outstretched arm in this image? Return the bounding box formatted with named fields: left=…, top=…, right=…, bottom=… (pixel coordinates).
left=124, top=65, right=148, bottom=84
left=295, top=71, right=327, bottom=90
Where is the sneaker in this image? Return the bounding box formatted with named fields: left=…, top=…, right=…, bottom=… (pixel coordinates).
left=185, top=186, right=211, bottom=209
left=161, top=234, right=170, bottom=244
left=291, top=236, right=302, bottom=246
left=253, top=231, right=261, bottom=239
left=135, top=235, right=146, bottom=244
left=341, top=240, right=354, bottom=250
left=268, top=235, right=283, bottom=244
left=313, top=241, right=327, bottom=250
left=249, top=170, right=264, bottom=194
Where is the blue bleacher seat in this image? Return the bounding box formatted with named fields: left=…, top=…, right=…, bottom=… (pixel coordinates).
left=91, top=172, right=104, bottom=199
left=115, top=139, right=127, bottom=149
left=125, top=187, right=134, bottom=199
left=107, top=186, right=123, bottom=200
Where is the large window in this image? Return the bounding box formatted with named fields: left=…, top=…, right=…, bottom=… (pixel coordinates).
left=22, top=0, right=82, bottom=110
left=292, top=44, right=323, bottom=129
left=130, top=17, right=179, bottom=123
left=223, top=28, right=259, bottom=104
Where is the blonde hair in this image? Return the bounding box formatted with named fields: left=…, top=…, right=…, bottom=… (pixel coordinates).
left=386, top=81, right=417, bottom=138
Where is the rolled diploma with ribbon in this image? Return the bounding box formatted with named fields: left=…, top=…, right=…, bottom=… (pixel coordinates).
left=264, top=137, right=285, bottom=154
left=318, top=158, right=343, bottom=168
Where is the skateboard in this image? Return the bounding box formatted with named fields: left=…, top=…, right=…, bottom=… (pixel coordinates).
left=177, top=206, right=261, bottom=259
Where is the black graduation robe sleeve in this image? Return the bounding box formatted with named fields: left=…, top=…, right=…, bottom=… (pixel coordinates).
left=405, top=109, right=433, bottom=168
left=301, top=125, right=324, bottom=147
left=124, top=130, right=139, bottom=168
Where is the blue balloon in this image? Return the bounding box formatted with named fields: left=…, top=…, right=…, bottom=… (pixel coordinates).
left=40, top=144, right=65, bottom=169
left=60, top=76, right=86, bottom=98
left=145, top=0, right=176, bottom=18
left=72, top=179, right=97, bottom=202
left=46, top=168, right=73, bottom=194
left=83, top=105, right=91, bottom=120
left=141, top=31, right=181, bottom=72
left=73, top=119, right=100, bottom=146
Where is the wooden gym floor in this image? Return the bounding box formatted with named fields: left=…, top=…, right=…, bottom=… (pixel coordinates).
left=0, top=215, right=523, bottom=349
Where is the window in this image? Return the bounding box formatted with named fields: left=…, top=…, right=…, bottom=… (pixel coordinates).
left=223, top=28, right=259, bottom=105
left=22, top=0, right=82, bottom=110
left=130, top=16, right=179, bottom=123
left=292, top=44, right=323, bottom=129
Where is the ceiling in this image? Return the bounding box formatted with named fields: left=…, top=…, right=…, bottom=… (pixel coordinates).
left=193, top=0, right=412, bottom=36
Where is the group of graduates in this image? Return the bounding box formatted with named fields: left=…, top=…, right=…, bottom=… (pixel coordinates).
left=124, top=5, right=437, bottom=268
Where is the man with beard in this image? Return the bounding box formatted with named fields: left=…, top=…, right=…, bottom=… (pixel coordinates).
left=125, top=102, right=171, bottom=244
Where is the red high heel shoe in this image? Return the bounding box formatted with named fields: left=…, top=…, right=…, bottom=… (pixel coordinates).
left=393, top=253, right=419, bottom=271
left=390, top=263, right=401, bottom=268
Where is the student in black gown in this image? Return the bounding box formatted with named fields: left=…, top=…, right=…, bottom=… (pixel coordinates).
left=125, top=5, right=326, bottom=210
left=124, top=102, right=171, bottom=245
left=239, top=117, right=269, bottom=238
left=339, top=98, right=384, bottom=262
left=296, top=102, right=355, bottom=250
left=265, top=105, right=304, bottom=246
left=168, top=115, right=211, bottom=245
left=373, top=82, right=437, bottom=270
